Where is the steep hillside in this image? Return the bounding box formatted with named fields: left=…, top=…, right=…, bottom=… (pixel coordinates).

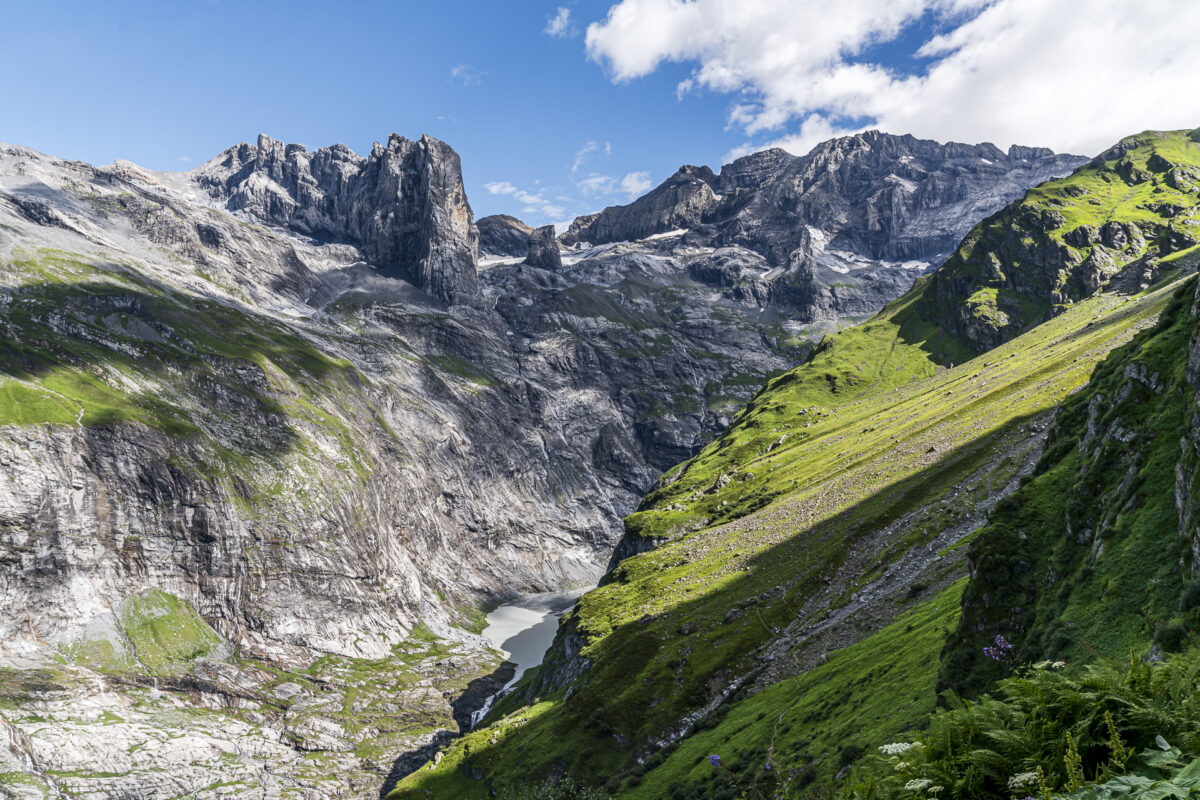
left=389, top=131, right=1200, bottom=799
left=941, top=269, right=1200, bottom=696
left=923, top=128, right=1200, bottom=352
left=389, top=271, right=1192, bottom=800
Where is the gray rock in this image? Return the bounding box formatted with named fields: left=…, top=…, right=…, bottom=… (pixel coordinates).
left=477, top=214, right=533, bottom=257
left=524, top=225, right=562, bottom=270
left=194, top=133, right=482, bottom=307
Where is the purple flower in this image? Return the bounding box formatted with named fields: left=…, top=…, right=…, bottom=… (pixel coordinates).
left=709, top=754, right=722, bottom=767
left=764, top=763, right=772, bottom=771
left=994, top=634, right=1013, bottom=651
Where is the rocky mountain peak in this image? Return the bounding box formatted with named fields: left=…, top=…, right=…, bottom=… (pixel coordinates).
left=716, top=147, right=794, bottom=191
left=560, top=131, right=1086, bottom=292
left=194, top=132, right=481, bottom=307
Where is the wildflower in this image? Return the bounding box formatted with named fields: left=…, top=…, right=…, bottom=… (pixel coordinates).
left=1032, top=660, right=1052, bottom=670
left=764, top=763, right=772, bottom=771
left=879, top=742, right=917, bottom=756
left=1008, top=771, right=1039, bottom=789
left=904, top=778, right=933, bottom=791
left=994, top=634, right=1012, bottom=650
left=894, top=761, right=910, bottom=771
left=1051, top=660, right=1067, bottom=669
left=927, top=787, right=944, bottom=795
left=708, top=754, right=722, bottom=767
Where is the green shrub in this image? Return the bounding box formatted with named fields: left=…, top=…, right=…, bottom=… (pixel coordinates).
left=839, top=648, right=1200, bottom=800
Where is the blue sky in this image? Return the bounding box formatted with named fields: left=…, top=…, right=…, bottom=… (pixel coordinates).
left=4, top=1, right=1198, bottom=227
left=0, top=1, right=753, bottom=225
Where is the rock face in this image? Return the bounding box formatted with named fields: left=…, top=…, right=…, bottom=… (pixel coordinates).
left=194, top=133, right=481, bottom=307
left=0, top=129, right=1085, bottom=798
left=477, top=214, right=533, bottom=257
left=562, top=131, right=1086, bottom=322
left=523, top=224, right=562, bottom=270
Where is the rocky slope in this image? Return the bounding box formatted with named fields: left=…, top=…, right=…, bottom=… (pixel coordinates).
left=0, top=129, right=1082, bottom=798
left=390, top=130, right=1200, bottom=799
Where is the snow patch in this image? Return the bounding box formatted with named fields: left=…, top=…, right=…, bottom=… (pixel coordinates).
left=640, top=228, right=688, bottom=242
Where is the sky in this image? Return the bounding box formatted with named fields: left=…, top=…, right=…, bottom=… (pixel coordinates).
left=2, top=1, right=1199, bottom=227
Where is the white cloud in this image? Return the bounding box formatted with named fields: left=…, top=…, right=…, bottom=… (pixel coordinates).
left=449, top=64, right=486, bottom=86
left=484, top=180, right=565, bottom=220
left=178, top=156, right=192, bottom=164
left=577, top=174, right=616, bottom=195
left=577, top=170, right=653, bottom=200
left=586, top=0, right=1200, bottom=157
left=619, top=170, right=652, bottom=198
left=545, top=6, right=575, bottom=37
left=572, top=139, right=612, bottom=172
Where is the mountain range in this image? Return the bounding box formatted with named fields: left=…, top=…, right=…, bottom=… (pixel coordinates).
left=1, top=125, right=1197, bottom=800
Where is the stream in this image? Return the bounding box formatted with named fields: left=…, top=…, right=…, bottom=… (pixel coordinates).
left=469, top=587, right=590, bottom=728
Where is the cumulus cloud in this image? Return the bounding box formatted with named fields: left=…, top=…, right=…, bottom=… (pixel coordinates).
left=484, top=180, right=565, bottom=220
left=545, top=6, right=575, bottom=37
left=449, top=63, right=486, bottom=86
left=572, top=139, right=612, bottom=172
left=586, top=0, right=1200, bottom=157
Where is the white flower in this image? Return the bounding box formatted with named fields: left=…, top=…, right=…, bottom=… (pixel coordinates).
left=1051, top=661, right=1067, bottom=669
left=894, top=761, right=910, bottom=771
left=904, top=779, right=933, bottom=792
left=1032, top=660, right=1052, bottom=670
left=1008, top=771, right=1039, bottom=789
left=879, top=742, right=917, bottom=756
left=927, top=787, right=944, bottom=795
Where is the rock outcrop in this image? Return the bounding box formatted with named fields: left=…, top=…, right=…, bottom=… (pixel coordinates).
left=194, top=133, right=481, bottom=306
left=477, top=214, right=533, bottom=257
left=923, top=129, right=1200, bottom=353
left=523, top=224, right=562, bottom=270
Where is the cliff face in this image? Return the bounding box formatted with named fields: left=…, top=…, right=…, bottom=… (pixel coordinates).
left=477, top=214, right=534, bottom=257
left=194, top=133, right=481, bottom=307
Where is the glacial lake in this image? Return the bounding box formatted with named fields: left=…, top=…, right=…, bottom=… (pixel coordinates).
left=470, top=587, right=590, bottom=727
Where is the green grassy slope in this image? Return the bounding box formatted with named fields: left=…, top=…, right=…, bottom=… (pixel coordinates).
left=941, top=274, right=1200, bottom=697
left=388, top=275, right=1188, bottom=800
left=921, top=129, right=1200, bottom=353
left=389, top=129, right=1200, bottom=800
left=0, top=249, right=372, bottom=465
